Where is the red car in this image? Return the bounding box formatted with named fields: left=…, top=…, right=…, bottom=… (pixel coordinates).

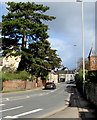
left=45, top=82, right=56, bottom=89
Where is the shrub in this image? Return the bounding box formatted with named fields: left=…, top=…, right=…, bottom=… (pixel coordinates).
left=2, top=71, right=31, bottom=81
left=88, top=70, right=97, bottom=83
left=75, top=70, right=83, bottom=83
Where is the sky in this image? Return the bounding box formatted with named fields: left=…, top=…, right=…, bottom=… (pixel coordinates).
left=0, top=0, right=96, bottom=70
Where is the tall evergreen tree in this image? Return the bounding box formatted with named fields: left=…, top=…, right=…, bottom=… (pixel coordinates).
left=2, top=2, right=62, bottom=77
left=2, top=2, right=55, bottom=50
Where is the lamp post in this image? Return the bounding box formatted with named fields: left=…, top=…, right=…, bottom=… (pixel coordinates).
left=76, top=0, right=85, bottom=94
left=74, top=45, right=77, bottom=71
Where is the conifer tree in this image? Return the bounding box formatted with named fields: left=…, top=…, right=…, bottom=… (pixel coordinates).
left=2, top=2, right=55, bottom=49
left=2, top=2, right=62, bottom=77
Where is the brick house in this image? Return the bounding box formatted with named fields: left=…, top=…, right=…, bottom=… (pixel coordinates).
left=88, top=47, right=97, bottom=71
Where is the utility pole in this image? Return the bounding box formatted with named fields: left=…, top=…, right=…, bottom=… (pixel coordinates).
left=76, top=0, right=85, bottom=94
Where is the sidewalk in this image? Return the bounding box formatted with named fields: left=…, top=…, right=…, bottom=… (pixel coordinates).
left=47, top=84, right=97, bottom=119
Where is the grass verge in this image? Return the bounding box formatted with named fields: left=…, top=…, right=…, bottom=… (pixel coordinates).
left=0, top=89, right=26, bottom=93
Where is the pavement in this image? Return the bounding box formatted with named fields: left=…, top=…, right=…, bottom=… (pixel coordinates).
left=43, top=84, right=97, bottom=120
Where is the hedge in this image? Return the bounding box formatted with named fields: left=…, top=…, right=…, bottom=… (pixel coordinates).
left=2, top=71, right=31, bottom=81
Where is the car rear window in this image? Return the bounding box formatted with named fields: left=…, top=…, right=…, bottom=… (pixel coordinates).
left=46, top=82, right=54, bottom=85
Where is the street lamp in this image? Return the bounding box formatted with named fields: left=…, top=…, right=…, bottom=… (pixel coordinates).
left=74, top=45, right=77, bottom=70
left=76, top=0, right=85, bottom=94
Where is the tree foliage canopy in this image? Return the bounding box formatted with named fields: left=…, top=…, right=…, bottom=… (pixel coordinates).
left=2, top=2, right=62, bottom=77
left=2, top=2, right=55, bottom=49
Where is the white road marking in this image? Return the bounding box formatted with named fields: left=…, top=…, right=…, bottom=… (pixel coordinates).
left=6, top=98, right=9, bottom=101
left=2, top=94, right=41, bottom=102
left=39, top=94, right=43, bottom=96
left=4, top=108, right=43, bottom=118
left=26, top=96, right=30, bottom=98
left=50, top=91, right=54, bottom=93
left=0, top=104, right=5, bottom=106
left=0, top=106, right=23, bottom=113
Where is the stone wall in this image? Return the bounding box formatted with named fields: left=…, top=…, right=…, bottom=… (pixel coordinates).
left=3, top=78, right=43, bottom=91
left=85, top=83, right=97, bottom=107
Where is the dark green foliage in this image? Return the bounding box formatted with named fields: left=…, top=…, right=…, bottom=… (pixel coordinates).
left=18, top=40, right=61, bottom=77
left=87, top=70, right=97, bottom=83
left=2, top=2, right=55, bottom=49
left=75, top=70, right=83, bottom=83
left=2, top=71, right=30, bottom=81
left=2, top=2, right=61, bottom=78
left=75, top=70, right=83, bottom=94
left=75, top=70, right=97, bottom=96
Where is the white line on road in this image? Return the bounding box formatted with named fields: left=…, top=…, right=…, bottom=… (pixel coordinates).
left=50, top=91, right=54, bottom=93
left=0, top=104, right=5, bottom=106
left=26, top=96, right=30, bottom=98
left=0, top=106, right=23, bottom=113
left=4, top=108, right=43, bottom=118
left=39, top=93, right=44, bottom=96
left=6, top=98, right=9, bottom=101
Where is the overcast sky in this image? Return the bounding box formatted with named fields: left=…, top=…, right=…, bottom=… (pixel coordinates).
left=0, top=0, right=96, bottom=69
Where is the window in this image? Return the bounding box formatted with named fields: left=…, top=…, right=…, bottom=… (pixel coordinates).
left=92, top=60, right=96, bottom=64
left=6, top=61, right=9, bottom=67
left=15, top=61, right=19, bottom=68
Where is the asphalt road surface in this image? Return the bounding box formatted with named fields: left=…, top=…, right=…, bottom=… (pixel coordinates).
left=0, top=82, right=70, bottom=119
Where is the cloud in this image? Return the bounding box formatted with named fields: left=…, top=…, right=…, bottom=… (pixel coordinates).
left=48, top=37, right=78, bottom=68
left=44, top=2, right=95, bottom=69
left=0, top=1, right=95, bottom=69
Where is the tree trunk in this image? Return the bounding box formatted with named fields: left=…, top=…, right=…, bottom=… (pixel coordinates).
left=22, top=35, right=26, bottom=48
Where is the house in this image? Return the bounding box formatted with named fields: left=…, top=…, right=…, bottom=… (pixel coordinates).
left=88, top=47, right=97, bottom=71
left=0, top=51, right=21, bottom=71
left=48, top=70, right=58, bottom=83
left=56, top=68, right=75, bottom=82
left=65, top=73, right=75, bottom=81
left=56, top=70, right=66, bottom=82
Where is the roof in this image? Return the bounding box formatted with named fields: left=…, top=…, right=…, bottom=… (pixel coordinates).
left=56, top=70, right=74, bottom=74
left=56, top=70, right=67, bottom=74
left=88, top=47, right=97, bottom=59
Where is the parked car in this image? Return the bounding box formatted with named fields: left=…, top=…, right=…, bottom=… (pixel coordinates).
left=66, top=80, right=75, bottom=84
left=45, top=82, right=56, bottom=89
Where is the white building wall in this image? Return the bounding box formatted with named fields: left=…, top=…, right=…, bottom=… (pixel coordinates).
left=3, top=55, right=21, bottom=71
left=48, top=72, right=58, bottom=83
left=65, top=74, right=75, bottom=81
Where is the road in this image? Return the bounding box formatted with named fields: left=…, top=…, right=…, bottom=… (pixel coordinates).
left=0, top=82, right=70, bottom=119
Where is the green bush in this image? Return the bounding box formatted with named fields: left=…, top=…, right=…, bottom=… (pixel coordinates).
left=88, top=70, right=97, bottom=83
left=75, top=70, right=83, bottom=83
left=75, top=70, right=89, bottom=83
left=75, top=70, right=89, bottom=94
left=2, top=71, right=31, bottom=81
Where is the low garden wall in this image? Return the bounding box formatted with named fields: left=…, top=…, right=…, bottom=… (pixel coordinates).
left=75, top=70, right=97, bottom=108
left=3, top=78, right=43, bottom=91
left=85, top=83, right=97, bottom=107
